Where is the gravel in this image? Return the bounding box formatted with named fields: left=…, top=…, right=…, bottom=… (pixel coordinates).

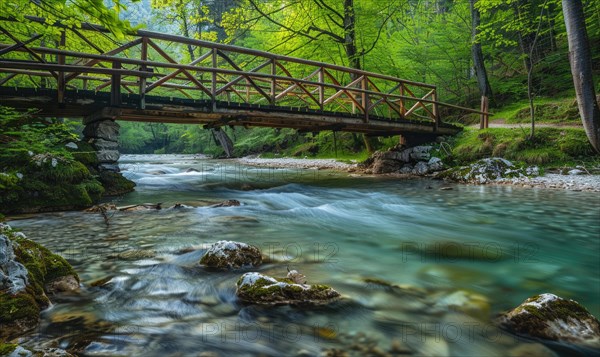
left=495, top=173, right=600, bottom=192
left=236, top=157, right=357, bottom=171
left=236, top=156, right=600, bottom=192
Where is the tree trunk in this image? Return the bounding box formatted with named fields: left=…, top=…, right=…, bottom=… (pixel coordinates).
left=343, top=0, right=360, bottom=73
left=469, top=0, right=493, bottom=100
left=343, top=0, right=375, bottom=152
left=562, top=0, right=600, bottom=153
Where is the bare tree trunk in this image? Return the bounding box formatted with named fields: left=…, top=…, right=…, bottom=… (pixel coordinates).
left=469, top=0, right=493, bottom=100
left=343, top=0, right=374, bottom=152
left=343, top=0, right=360, bottom=73
left=562, top=0, right=600, bottom=153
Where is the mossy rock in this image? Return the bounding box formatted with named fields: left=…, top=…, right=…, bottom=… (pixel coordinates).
left=0, top=343, right=18, bottom=355
left=0, top=224, right=79, bottom=340
left=236, top=272, right=340, bottom=305
left=0, top=153, right=106, bottom=214
left=200, top=241, right=262, bottom=270
left=70, top=141, right=99, bottom=167
left=98, top=171, right=135, bottom=196
left=497, top=293, right=600, bottom=349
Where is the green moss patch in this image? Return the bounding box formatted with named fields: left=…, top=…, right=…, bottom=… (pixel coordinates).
left=0, top=343, right=18, bottom=355
left=1, top=225, right=79, bottom=340
left=236, top=272, right=340, bottom=305
left=449, top=127, right=596, bottom=167
left=98, top=171, right=135, bottom=196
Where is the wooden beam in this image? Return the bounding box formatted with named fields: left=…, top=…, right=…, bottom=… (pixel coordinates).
left=0, top=33, right=42, bottom=56
left=64, top=38, right=142, bottom=82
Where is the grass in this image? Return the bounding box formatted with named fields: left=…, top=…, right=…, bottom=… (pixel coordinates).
left=448, top=127, right=597, bottom=167
left=491, top=97, right=581, bottom=125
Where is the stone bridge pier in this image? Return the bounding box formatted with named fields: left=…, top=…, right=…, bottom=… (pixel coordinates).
left=83, top=112, right=121, bottom=172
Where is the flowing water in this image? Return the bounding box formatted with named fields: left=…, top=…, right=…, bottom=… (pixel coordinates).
left=7, top=155, right=600, bottom=357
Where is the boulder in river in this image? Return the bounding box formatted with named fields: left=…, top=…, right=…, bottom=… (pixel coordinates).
left=210, top=199, right=241, bottom=208
left=437, top=157, right=539, bottom=184
left=236, top=272, right=340, bottom=305
left=497, top=293, right=600, bottom=349
left=0, top=224, right=79, bottom=340
left=200, top=241, right=262, bottom=270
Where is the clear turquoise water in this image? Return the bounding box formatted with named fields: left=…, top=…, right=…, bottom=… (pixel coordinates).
left=8, top=155, right=600, bottom=356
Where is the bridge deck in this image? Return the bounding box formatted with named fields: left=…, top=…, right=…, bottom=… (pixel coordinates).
left=0, top=87, right=459, bottom=136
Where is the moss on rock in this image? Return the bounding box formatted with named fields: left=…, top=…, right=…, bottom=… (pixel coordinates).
left=0, top=343, right=18, bottom=355
left=0, top=224, right=79, bottom=341
left=98, top=171, right=135, bottom=196
left=200, top=241, right=262, bottom=270
left=498, top=293, right=600, bottom=349
left=236, top=272, right=340, bottom=305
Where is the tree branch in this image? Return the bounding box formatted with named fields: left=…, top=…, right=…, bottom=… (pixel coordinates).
left=313, top=0, right=344, bottom=24
left=307, top=25, right=344, bottom=42
left=360, top=8, right=395, bottom=56
left=247, top=0, right=318, bottom=41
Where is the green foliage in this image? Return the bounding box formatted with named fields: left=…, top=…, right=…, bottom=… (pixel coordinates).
left=450, top=127, right=595, bottom=166
left=0, top=0, right=140, bottom=39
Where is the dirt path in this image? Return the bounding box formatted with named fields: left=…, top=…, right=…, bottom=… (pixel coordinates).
left=468, top=119, right=582, bottom=129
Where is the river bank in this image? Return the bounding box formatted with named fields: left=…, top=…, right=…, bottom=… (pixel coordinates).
left=235, top=156, right=600, bottom=192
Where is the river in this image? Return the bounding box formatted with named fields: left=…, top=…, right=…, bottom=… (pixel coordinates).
left=7, top=154, right=600, bottom=356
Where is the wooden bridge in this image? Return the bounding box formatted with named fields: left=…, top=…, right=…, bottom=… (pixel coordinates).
left=0, top=16, right=479, bottom=137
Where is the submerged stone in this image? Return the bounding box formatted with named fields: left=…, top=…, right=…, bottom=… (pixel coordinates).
left=497, top=293, right=600, bottom=349
left=200, top=241, right=262, bottom=269
left=432, top=290, right=491, bottom=321
left=236, top=272, right=340, bottom=305
left=210, top=199, right=241, bottom=208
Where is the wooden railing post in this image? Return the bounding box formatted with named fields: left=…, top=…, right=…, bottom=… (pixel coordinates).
left=432, top=88, right=440, bottom=131
left=270, top=59, right=276, bottom=105
left=361, top=76, right=369, bottom=122
left=57, top=31, right=66, bottom=106
left=139, top=37, right=148, bottom=109
left=318, top=67, right=324, bottom=111
left=110, top=61, right=121, bottom=106
left=480, top=95, right=489, bottom=129
left=399, top=83, right=406, bottom=117
left=211, top=48, right=217, bottom=110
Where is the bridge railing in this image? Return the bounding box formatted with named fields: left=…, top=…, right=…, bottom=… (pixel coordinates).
left=0, top=17, right=482, bottom=127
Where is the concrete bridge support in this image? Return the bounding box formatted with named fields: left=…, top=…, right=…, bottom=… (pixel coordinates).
left=83, top=112, right=121, bottom=172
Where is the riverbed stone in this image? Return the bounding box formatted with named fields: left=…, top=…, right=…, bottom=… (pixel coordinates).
left=432, top=289, right=490, bottom=321
left=211, top=199, right=241, bottom=208
left=200, top=241, right=262, bottom=270
left=236, top=272, right=340, bottom=304
left=497, top=293, right=600, bottom=349
left=428, top=157, right=444, bottom=171
left=372, top=159, right=402, bottom=174
left=438, top=157, right=537, bottom=184
left=409, top=146, right=433, bottom=161
left=413, top=161, right=430, bottom=175
left=45, top=275, right=79, bottom=295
